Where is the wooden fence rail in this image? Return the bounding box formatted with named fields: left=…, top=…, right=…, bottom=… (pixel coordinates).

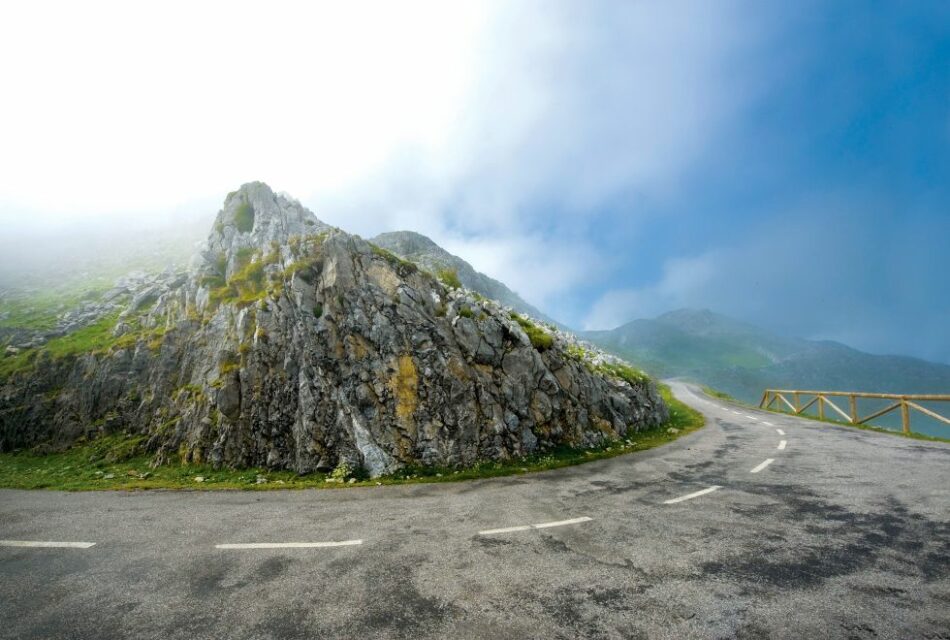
left=759, top=389, right=950, bottom=435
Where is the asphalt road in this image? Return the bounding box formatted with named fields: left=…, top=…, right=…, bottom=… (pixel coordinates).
left=1, top=382, right=948, bottom=640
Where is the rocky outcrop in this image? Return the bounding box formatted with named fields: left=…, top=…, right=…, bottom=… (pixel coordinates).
left=372, top=230, right=559, bottom=326
left=0, top=183, right=667, bottom=476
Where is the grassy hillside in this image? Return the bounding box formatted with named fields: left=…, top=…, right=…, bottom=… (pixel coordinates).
left=585, top=309, right=950, bottom=437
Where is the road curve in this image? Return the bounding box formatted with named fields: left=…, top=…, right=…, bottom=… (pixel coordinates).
left=1, top=382, right=948, bottom=640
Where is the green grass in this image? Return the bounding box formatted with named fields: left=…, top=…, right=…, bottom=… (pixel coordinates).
left=0, top=313, right=174, bottom=380
left=0, top=348, right=37, bottom=379
left=0, top=385, right=704, bottom=491
left=510, top=313, right=554, bottom=351
left=43, top=313, right=121, bottom=359
left=597, top=362, right=650, bottom=386
left=0, top=313, right=122, bottom=379
left=436, top=268, right=461, bottom=289
left=702, top=385, right=737, bottom=402
left=370, top=244, right=418, bottom=274
left=209, top=253, right=270, bottom=308
left=0, top=285, right=112, bottom=332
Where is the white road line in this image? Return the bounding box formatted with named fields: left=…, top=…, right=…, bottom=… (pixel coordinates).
left=533, top=516, right=593, bottom=529
left=663, top=486, right=721, bottom=504
left=479, top=516, right=593, bottom=536
left=745, top=415, right=757, bottom=420
left=215, top=540, right=362, bottom=549
left=776, top=428, right=785, bottom=436
left=478, top=525, right=533, bottom=536
left=0, top=540, right=96, bottom=549
left=762, top=421, right=774, bottom=427
left=777, top=440, right=787, bottom=450
left=750, top=458, right=775, bottom=473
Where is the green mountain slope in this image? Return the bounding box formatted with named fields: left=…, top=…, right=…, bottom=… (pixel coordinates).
left=584, top=309, right=950, bottom=435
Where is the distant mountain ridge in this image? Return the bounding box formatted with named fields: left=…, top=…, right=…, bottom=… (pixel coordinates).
left=583, top=308, right=950, bottom=406
left=371, top=231, right=558, bottom=326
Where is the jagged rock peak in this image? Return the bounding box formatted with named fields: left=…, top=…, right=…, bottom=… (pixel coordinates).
left=202, top=182, right=331, bottom=278
left=373, top=230, right=442, bottom=255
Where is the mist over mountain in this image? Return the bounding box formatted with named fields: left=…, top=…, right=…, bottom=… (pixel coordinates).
left=0, top=216, right=207, bottom=297
left=583, top=308, right=950, bottom=434
left=371, top=231, right=557, bottom=326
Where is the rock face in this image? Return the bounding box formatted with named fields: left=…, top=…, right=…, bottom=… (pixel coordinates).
left=0, top=182, right=667, bottom=476
left=371, top=231, right=558, bottom=326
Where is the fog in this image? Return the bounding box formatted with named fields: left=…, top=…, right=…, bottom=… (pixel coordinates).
left=1, top=1, right=947, bottom=363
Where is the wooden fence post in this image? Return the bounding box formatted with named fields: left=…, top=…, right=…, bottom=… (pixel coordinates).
left=759, top=389, right=950, bottom=436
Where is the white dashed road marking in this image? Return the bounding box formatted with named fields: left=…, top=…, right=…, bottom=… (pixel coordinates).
left=750, top=458, right=775, bottom=474
left=778, top=440, right=787, bottom=450
left=534, top=517, right=594, bottom=529
left=763, top=421, right=774, bottom=427
left=478, top=525, right=533, bottom=535
left=479, top=516, right=592, bottom=536
left=0, top=540, right=96, bottom=549
left=776, top=428, right=785, bottom=436
left=663, top=486, right=721, bottom=504
left=216, top=540, right=363, bottom=549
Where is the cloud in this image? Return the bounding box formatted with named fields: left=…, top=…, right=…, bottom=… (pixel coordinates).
left=0, top=1, right=493, bottom=218
left=584, top=252, right=721, bottom=329
left=296, top=1, right=770, bottom=315
left=339, top=2, right=759, bottom=227
left=583, top=195, right=950, bottom=363
left=439, top=233, right=607, bottom=312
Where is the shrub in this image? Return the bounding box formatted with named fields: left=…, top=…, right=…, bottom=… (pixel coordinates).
left=330, top=460, right=353, bottom=482
left=597, top=362, right=649, bottom=386
left=209, top=256, right=268, bottom=308
left=510, top=313, right=553, bottom=351
left=370, top=244, right=417, bottom=274
left=234, top=247, right=256, bottom=267
left=437, top=268, right=462, bottom=289
left=234, top=201, right=255, bottom=233
left=458, top=306, right=474, bottom=319
left=214, top=252, right=228, bottom=277
left=313, top=303, right=323, bottom=318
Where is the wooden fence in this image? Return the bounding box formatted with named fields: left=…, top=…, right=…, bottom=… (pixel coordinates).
left=759, top=389, right=950, bottom=434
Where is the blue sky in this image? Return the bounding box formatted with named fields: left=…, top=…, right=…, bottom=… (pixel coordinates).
left=426, top=1, right=950, bottom=364
left=564, top=1, right=950, bottom=361
left=0, top=1, right=947, bottom=362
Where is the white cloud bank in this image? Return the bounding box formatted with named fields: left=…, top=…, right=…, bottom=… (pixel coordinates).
left=0, top=1, right=762, bottom=314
